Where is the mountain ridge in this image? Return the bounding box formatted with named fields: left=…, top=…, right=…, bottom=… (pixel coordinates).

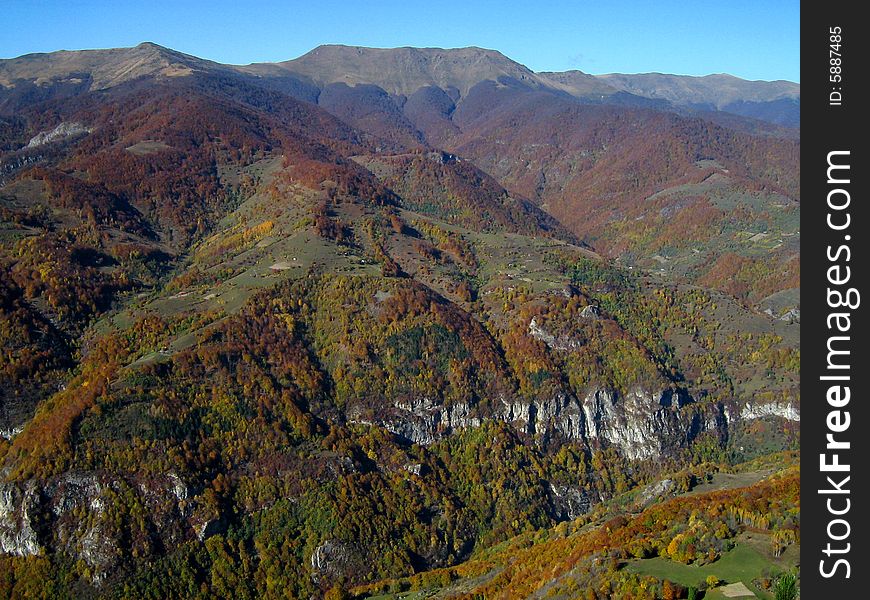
left=242, top=44, right=549, bottom=98
left=1, top=42, right=799, bottom=126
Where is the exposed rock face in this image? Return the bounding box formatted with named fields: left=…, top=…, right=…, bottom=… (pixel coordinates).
left=639, top=478, right=675, bottom=503
left=0, top=481, right=41, bottom=556
left=0, top=471, right=194, bottom=580
left=379, top=396, right=481, bottom=445
left=578, top=389, right=723, bottom=460
left=779, top=308, right=800, bottom=323
left=549, top=483, right=593, bottom=520
left=582, top=390, right=667, bottom=460
left=738, top=401, right=800, bottom=422
left=763, top=307, right=800, bottom=323
left=579, top=304, right=601, bottom=319
left=528, top=317, right=582, bottom=351
left=193, top=518, right=227, bottom=542
left=310, top=539, right=361, bottom=583
left=381, top=386, right=728, bottom=461
left=502, top=391, right=585, bottom=439
left=624, top=477, right=679, bottom=513
left=167, top=472, right=189, bottom=501
left=0, top=426, right=23, bottom=440
left=26, top=122, right=90, bottom=148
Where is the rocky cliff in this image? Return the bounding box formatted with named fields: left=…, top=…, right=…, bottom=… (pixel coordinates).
left=0, top=388, right=797, bottom=580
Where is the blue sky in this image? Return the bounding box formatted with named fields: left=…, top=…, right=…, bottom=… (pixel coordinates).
left=3, top=1, right=799, bottom=82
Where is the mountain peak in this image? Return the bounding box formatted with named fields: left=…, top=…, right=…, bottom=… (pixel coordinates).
left=0, top=42, right=229, bottom=92
left=135, top=41, right=166, bottom=50
left=257, top=44, right=541, bottom=97
left=303, top=44, right=510, bottom=58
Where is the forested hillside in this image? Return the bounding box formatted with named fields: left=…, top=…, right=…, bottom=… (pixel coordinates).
left=0, top=43, right=799, bottom=598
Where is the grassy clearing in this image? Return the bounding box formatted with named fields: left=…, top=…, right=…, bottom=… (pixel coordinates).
left=687, top=471, right=773, bottom=496
left=624, top=539, right=794, bottom=599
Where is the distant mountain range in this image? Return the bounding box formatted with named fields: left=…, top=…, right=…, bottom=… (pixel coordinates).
left=0, top=42, right=800, bottom=126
